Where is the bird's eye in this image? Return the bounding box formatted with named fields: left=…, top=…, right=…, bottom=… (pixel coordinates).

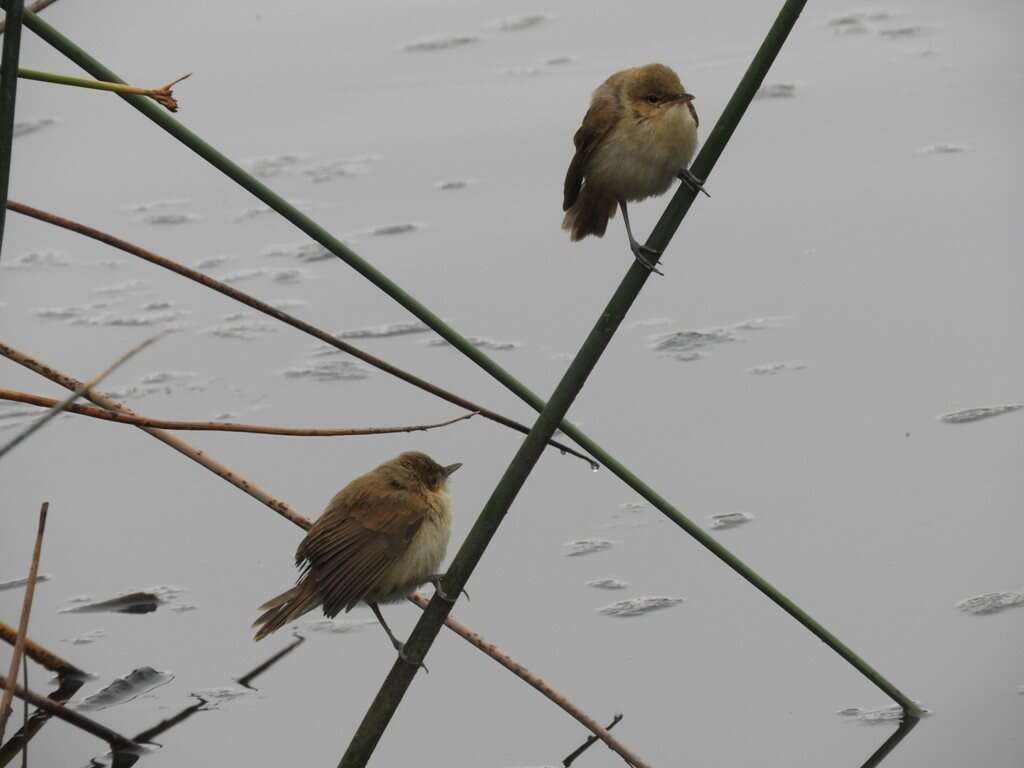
left=646, top=94, right=660, bottom=104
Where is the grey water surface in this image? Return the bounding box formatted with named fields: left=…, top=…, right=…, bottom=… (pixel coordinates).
left=2, top=1, right=1021, bottom=766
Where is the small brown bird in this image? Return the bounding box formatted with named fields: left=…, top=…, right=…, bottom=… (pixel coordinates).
left=562, top=63, right=706, bottom=273
left=253, top=452, right=461, bottom=659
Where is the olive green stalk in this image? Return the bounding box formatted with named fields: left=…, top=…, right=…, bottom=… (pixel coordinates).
left=0, top=0, right=23, bottom=260
left=15, top=0, right=920, bottom=734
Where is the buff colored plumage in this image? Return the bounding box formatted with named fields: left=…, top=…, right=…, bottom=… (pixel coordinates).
left=562, top=63, right=704, bottom=272
left=253, top=452, right=460, bottom=656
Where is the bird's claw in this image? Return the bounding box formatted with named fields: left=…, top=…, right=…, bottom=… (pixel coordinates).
left=629, top=241, right=665, bottom=276
left=395, top=642, right=429, bottom=674
left=677, top=168, right=710, bottom=198
left=429, top=574, right=469, bottom=603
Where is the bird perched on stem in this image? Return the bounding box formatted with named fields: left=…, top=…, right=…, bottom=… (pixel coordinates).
left=562, top=63, right=707, bottom=275
left=253, top=452, right=461, bottom=666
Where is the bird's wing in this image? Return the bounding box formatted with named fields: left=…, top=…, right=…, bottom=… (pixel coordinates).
left=562, top=94, right=620, bottom=211
left=297, top=487, right=427, bottom=616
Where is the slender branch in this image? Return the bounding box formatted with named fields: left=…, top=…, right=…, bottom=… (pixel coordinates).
left=0, top=0, right=23, bottom=260
left=0, top=339, right=311, bottom=530
left=407, top=594, right=643, bottom=767
left=0, top=341, right=648, bottom=763
left=8, top=8, right=918, bottom=721
left=0, top=389, right=477, bottom=437
left=0, top=676, right=139, bottom=753
left=0, top=0, right=57, bottom=34
left=0, top=502, right=47, bottom=742
left=0, top=333, right=162, bottom=460
left=4, top=200, right=597, bottom=469
left=563, top=713, right=623, bottom=767
left=17, top=68, right=189, bottom=111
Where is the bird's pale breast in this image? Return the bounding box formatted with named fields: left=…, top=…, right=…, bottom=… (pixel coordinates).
left=588, top=104, right=698, bottom=202
left=368, top=488, right=451, bottom=603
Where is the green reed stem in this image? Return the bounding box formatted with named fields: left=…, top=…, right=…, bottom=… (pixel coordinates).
left=0, top=0, right=23, bottom=261
left=15, top=2, right=921, bottom=743
left=16, top=67, right=141, bottom=93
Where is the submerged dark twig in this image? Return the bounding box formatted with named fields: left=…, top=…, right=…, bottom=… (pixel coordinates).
left=0, top=502, right=47, bottom=743
left=859, top=714, right=920, bottom=768
left=4, top=200, right=597, bottom=469
left=0, top=389, right=477, bottom=437
left=236, top=634, right=305, bottom=690
left=563, top=713, right=623, bottom=767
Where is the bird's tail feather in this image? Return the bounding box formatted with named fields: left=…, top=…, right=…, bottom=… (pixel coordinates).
left=562, top=185, right=616, bottom=241
left=253, top=578, right=322, bottom=641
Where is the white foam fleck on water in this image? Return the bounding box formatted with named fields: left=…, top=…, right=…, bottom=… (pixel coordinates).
left=262, top=242, right=333, bottom=262
left=838, top=702, right=930, bottom=723
left=245, top=154, right=306, bottom=178
left=956, top=591, right=1024, bottom=615
left=65, top=629, right=107, bottom=646
left=304, top=617, right=377, bottom=633
left=563, top=539, right=615, bottom=557
left=755, top=82, right=799, bottom=99
left=919, top=143, right=969, bottom=155
left=586, top=578, right=630, bottom=590
left=426, top=336, right=519, bottom=351
left=939, top=405, right=1022, bottom=424
left=748, top=362, right=807, bottom=375
left=710, top=512, right=754, bottom=530
left=191, top=686, right=253, bottom=709
left=403, top=35, right=481, bottom=52
left=143, top=212, right=200, bottom=226
left=490, top=14, right=550, bottom=32
left=334, top=321, right=432, bottom=340
left=281, top=359, right=370, bottom=382
left=598, top=596, right=685, bottom=617
left=94, top=279, right=148, bottom=295
left=2, top=249, right=71, bottom=270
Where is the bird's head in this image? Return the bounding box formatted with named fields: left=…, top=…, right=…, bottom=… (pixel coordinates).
left=624, top=63, right=695, bottom=118
left=395, top=451, right=462, bottom=491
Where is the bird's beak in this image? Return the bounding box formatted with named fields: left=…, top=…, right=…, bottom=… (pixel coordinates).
left=443, top=462, right=463, bottom=477
left=674, top=92, right=696, bottom=104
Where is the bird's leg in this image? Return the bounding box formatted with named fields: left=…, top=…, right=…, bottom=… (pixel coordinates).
left=428, top=574, right=469, bottom=603
left=677, top=167, right=710, bottom=198
left=369, top=602, right=428, bottom=673
left=618, top=200, right=664, bottom=276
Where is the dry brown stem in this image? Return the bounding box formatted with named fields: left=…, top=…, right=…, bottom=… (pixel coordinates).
left=0, top=503, right=48, bottom=743
left=0, top=389, right=476, bottom=437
